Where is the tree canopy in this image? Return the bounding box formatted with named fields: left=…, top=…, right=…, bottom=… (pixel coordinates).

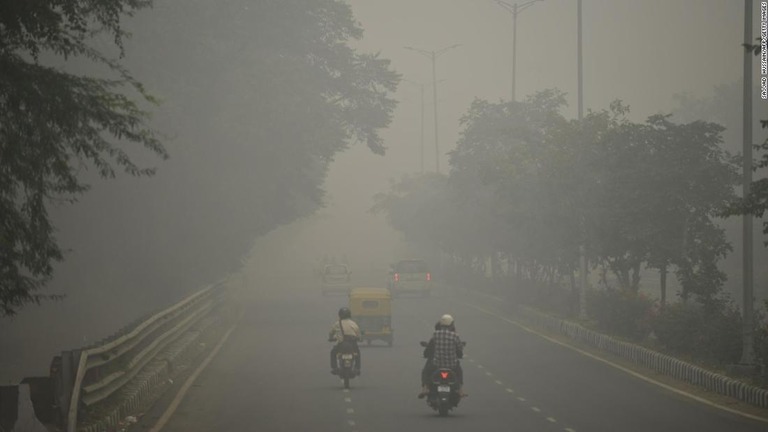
left=0, top=0, right=164, bottom=316
left=374, top=90, right=739, bottom=305
left=0, top=0, right=400, bottom=316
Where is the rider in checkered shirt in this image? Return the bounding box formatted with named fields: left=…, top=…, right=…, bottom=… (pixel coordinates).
left=418, top=314, right=466, bottom=398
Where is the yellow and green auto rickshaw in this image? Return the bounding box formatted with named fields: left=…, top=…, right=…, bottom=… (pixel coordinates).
left=349, top=287, right=393, bottom=346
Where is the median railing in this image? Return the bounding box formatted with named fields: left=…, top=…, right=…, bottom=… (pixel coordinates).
left=514, top=305, right=768, bottom=410
left=54, top=278, right=231, bottom=431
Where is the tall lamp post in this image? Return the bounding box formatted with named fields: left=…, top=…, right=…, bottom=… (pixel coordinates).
left=495, top=0, right=543, bottom=101
left=404, top=44, right=460, bottom=174
left=739, top=0, right=756, bottom=366
left=577, top=0, right=588, bottom=321
left=403, top=79, right=426, bottom=174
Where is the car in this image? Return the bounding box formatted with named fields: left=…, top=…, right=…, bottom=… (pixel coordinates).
left=321, top=263, right=352, bottom=295
left=387, top=259, right=434, bottom=297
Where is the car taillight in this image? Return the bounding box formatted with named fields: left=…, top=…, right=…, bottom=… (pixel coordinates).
left=394, top=273, right=399, bottom=282
left=426, top=272, right=431, bottom=281
left=440, top=371, right=449, bottom=379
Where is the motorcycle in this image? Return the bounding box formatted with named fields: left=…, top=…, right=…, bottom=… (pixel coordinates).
left=419, top=341, right=465, bottom=416
left=331, top=339, right=359, bottom=389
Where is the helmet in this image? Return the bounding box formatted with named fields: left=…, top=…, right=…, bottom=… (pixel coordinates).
left=338, top=307, right=352, bottom=319
left=439, top=314, right=454, bottom=326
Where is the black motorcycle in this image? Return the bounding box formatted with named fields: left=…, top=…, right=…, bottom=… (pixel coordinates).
left=419, top=341, right=465, bottom=416
left=333, top=341, right=359, bottom=389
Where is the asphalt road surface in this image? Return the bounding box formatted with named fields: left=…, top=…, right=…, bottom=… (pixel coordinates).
left=146, top=267, right=768, bottom=432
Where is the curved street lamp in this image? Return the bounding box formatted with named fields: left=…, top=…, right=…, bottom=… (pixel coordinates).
left=494, top=0, right=544, bottom=102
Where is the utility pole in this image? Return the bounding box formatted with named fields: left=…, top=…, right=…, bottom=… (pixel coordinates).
left=740, top=0, right=755, bottom=366
left=405, top=44, right=460, bottom=174
left=419, top=83, right=425, bottom=174
left=495, top=0, right=543, bottom=101
left=577, top=0, right=588, bottom=321
left=404, top=79, right=426, bottom=174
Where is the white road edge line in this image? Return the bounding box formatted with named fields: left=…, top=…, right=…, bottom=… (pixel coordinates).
left=458, top=300, right=768, bottom=424
left=148, top=322, right=239, bottom=432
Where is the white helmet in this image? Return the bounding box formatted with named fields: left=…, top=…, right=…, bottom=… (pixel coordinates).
left=439, top=314, right=454, bottom=326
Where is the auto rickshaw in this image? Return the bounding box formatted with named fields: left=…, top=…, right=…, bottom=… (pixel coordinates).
left=348, top=287, right=393, bottom=346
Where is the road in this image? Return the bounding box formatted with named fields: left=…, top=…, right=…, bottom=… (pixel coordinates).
left=145, top=267, right=768, bottom=432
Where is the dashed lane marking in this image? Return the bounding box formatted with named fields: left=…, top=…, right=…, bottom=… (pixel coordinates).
left=495, top=380, right=503, bottom=385
left=517, top=396, right=526, bottom=402
left=547, top=417, right=557, bottom=423
left=531, top=407, right=541, bottom=412
left=344, top=397, right=351, bottom=403
left=454, top=300, right=768, bottom=424
left=505, top=388, right=514, bottom=393
left=346, top=408, right=354, bottom=414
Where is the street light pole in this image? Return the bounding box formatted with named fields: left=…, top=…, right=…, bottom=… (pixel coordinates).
left=495, top=0, right=543, bottom=101
left=577, top=0, right=588, bottom=321
left=403, top=79, right=426, bottom=174
left=740, top=0, right=755, bottom=366
left=420, top=82, right=425, bottom=174
left=405, top=44, right=460, bottom=174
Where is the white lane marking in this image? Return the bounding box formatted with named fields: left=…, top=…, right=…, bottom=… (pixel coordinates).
left=346, top=408, right=354, bottom=414
left=348, top=420, right=356, bottom=426
left=531, top=407, right=541, bottom=412
left=565, top=428, right=576, bottom=432
left=344, top=397, right=352, bottom=403
left=547, top=417, right=557, bottom=423
left=495, top=380, right=503, bottom=385
left=506, top=388, right=514, bottom=393
left=148, top=323, right=238, bottom=432
left=455, top=300, right=768, bottom=424
left=477, top=364, right=484, bottom=369
left=485, top=371, right=493, bottom=376
left=343, top=389, right=350, bottom=393
left=517, top=396, right=526, bottom=402
left=468, top=358, right=475, bottom=363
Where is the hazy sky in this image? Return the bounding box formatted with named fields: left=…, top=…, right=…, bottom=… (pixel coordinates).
left=324, top=0, right=747, bottom=218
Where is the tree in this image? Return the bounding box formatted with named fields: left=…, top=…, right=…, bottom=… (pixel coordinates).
left=730, top=39, right=768, bottom=243
left=0, top=0, right=166, bottom=316
left=106, top=0, right=400, bottom=290
left=0, top=0, right=401, bottom=317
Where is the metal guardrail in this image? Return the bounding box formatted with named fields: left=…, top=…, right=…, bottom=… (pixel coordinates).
left=64, top=279, right=229, bottom=431
left=515, top=306, right=768, bottom=410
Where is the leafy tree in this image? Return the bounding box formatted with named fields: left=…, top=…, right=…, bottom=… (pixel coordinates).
left=1, top=0, right=400, bottom=317
left=0, top=0, right=165, bottom=316
left=729, top=39, right=768, bottom=243
left=112, top=0, right=400, bottom=287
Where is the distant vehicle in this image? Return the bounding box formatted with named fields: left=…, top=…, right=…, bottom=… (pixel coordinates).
left=321, top=264, right=352, bottom=295
left=387, top=259, right=433, bottom=297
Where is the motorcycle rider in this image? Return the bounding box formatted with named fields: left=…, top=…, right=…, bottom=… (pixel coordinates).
left=418, top=314, right=466, bottom=398
left=329, top=307, right=362, bottom=375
